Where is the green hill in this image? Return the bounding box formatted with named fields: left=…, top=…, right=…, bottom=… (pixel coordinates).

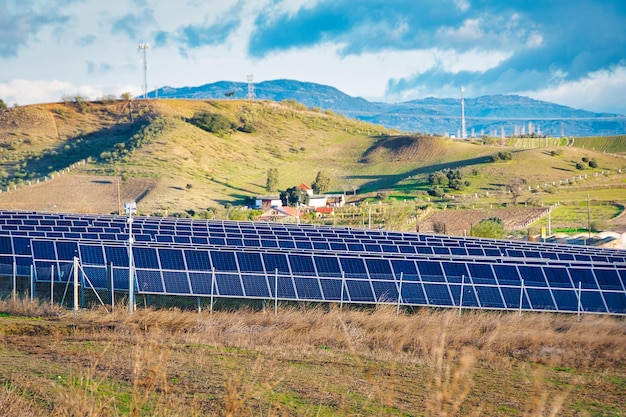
left=0, top=99, right=626, bottom=225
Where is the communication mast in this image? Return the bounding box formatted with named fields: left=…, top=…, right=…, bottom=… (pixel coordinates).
left=137, top=43, right=150, bottom=99
left=461, top=86, right=467, bottom=139
left=247, top=74, right=255, bottom=100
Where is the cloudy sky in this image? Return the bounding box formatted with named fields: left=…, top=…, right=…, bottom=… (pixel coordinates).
left=1, top=0, right=625, bottom=114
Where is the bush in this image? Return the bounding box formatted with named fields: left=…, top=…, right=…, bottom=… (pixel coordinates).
left=575, top=162, right=586, bottom=170
left=428, top=186, right=445, bottom=197
left=472, top=218, right=505, bottom=238
left=189, top=111, right=233, bottom=134
left=588, top=160, right=598, bottom=168
left=428, top=171, right=447, bottom=185
left=490, top=151, right=513, bottom=162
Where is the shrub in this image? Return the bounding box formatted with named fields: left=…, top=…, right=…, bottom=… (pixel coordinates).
left=472, top=218, right=505, bottom=238
left=189, top=111, right=233, bottom=134
left=428, top=171, right=447, bottom=185
left=588, top=160, right=598, bottom=168
left=575, top=162, right=585, bottom=170
left=428, top=186, right=445, bottom=197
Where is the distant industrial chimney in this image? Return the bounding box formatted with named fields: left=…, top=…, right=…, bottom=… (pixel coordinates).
left=461, top=86, right=467, bottom=139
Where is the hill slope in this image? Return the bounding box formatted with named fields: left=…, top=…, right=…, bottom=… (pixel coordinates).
left=151, top=79, right=626, bottom=137
left=0, top=99, right=625, bottom=218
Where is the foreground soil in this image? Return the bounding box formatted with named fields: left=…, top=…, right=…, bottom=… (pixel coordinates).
left=0, top=302, right=624, bottom=416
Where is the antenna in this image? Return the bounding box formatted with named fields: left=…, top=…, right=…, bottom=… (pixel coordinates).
left=461, top=86, right=466, bottom=139
left=247, top=74, right=255, bottom=100
left=137, top=43, right=150, bottom=99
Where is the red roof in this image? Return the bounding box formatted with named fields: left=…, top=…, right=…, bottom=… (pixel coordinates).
left=298, top=183, right=312, bottom=190
left=277, top=206, right=300, bottom=217
left=316, top=207, right=334, bottom=213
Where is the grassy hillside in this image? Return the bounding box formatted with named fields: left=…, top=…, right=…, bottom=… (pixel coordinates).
left=0, top=99, right=626, bottom=231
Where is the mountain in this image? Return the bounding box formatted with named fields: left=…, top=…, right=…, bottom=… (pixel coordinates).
left=151, top=80, right=626, bottom=137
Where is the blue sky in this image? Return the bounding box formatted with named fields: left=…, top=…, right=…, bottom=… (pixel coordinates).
left=1, top=0, right=625, bottom=114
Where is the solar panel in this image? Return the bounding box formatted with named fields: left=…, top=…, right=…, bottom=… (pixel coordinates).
left=0, top=209, right=625, bottom=315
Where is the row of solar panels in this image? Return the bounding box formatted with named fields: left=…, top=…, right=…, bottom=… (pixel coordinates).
left=0, top=234, right=621, bottom=273
left=1, top=237, right=625, bottom=314
left=0, top=210, right=626, bottom=314
left=0, top=210, right=625, bottom=314
left=0, top=210, right=624, bottom=263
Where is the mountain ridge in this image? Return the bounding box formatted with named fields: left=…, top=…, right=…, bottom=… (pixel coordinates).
left=151, top=79, right=625, bottom=137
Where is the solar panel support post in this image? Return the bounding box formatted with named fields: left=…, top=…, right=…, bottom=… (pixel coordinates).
left=518, top=279, right=524, bottom=316
left=340, top=271, right=345, bottom=311
left=458, top=275, right=465, bottom=317
left=577, top=281, right=582, bottom=321
left=50, top=265, right=54, bottom=307
left=73, top=257, right=79, bottom=312
left=210, top=267, right=215, bottom=316
left=397, top=272, right=404, bottom=316
left=196, top=297, right=201, bottom=313
left=80, top=268, right=86, bottom=309
left=108, top=262, right=114, bottom=312
left=11, top=261, right=16, bottom=302
left=29, top=264, right=34, bottom=301
left=274, top=268, right=278, bottom=316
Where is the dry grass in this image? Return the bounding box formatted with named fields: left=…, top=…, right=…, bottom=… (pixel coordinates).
left=0, top=299, right=624, bottom=415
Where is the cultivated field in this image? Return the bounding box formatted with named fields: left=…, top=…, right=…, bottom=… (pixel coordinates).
left=0, top=299, right=624, bottom=416
left=418, top=207, right=550, bottom=235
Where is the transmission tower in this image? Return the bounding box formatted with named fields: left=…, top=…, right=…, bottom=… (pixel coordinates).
left=247, top=74, right=255, bottom=100
left=138, top=43, right=150, bottom=99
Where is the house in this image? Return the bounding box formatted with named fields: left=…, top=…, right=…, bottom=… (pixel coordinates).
left=254, top=195, right=282, bottom=209
left=315, top=207, right=334, bottom=218
left=298, top=183, right=314, bottom=196
left=257, top=206, right=300, bottom=222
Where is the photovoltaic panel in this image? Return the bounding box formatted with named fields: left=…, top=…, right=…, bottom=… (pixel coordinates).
left=0, top=210, right=625, bottom=315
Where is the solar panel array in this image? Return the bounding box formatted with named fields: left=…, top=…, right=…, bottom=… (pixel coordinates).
left=0, top=209, right=624, bottom=315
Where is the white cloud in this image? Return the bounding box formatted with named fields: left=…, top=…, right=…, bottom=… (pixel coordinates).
left=0, top=79, right=142, bottom=105
left=522, top=65, right=626, bottom=115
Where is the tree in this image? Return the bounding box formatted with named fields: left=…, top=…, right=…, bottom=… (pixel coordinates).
left=428, top=171, right=447, bottom=185
left=312, top=170, right=331, bottom=193
left=266, top=168, right=278, bottom=192
left=280, top=186, right=309, bottom=207
left=472, top=218, right=505, bottom=238
left=0, top=99, right=6, bottom=110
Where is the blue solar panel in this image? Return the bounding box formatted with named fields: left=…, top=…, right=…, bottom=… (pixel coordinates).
left=294, top=277, right=323, bottom=300
left=289, top=254, right=316, bottom=276
left=159, top=248, right=185, bottom=270
left=134, top=247, right=160, bottom=269
left=163, top=271, right=190, bottom=294
left=241, top=275, right=270, bottom=297
left=0, top=209, right=625, bottom=315
left=211, top=251, right=237, bottom=271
